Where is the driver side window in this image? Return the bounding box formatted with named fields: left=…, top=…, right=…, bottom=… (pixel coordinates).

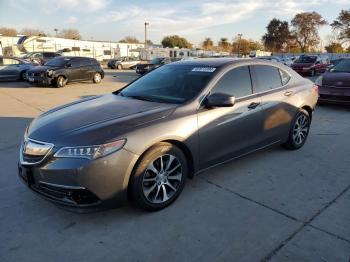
left=211, top=66, right=253, bottom=98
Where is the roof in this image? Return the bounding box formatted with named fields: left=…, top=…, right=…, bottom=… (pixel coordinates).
left=170, top=58, right=242, bottom=67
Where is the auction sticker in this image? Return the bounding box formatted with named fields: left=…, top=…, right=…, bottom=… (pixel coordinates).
left=192, top=67, right=216, bottom=73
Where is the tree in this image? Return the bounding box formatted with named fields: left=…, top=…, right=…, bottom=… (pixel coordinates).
left=291, top=12, right=327, bottom=52
left=146, top=39, right=154, bottom=46
left=20, top=28, right=46, bottom=36
left=161, top=35, right=192, bottom=48
left=325, top=42, right=344, bottom=53
left=218, top=38, right=231, bottom=52
left=202, top=37, right=214, bottom=50
left=262, top=18, right=291, bottom=52
left=331, top=9, right=350, bottom=43
left=119, top=36, right=140, bottom=43
left=232, top=37, right=262, bottom=55
left=0, top=27, right=17, bottom=36
left=58, top=29, right=81, bottom=40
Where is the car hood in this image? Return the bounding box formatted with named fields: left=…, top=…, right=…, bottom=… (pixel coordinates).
left=291, top=63, right=314, bottom=68
left=322, top=72, right=350, bottom=87
left=28, top=94, right=176, bottom=146
left=27, top=65, right=59, bottom=72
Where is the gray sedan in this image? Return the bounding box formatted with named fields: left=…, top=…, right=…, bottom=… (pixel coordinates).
left=18, top=58, right=318, bottom=211
left=0, top=57, right=38, bottom=81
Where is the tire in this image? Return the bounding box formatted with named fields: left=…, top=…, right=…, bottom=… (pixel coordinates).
left=93, top=72, right=102, bottom=83
left=130, top=142, right=187, bottom=211
left=281, top=109, right=311, bottom=150
left=56, top=76, right=66, bottom=88
left=117, top=64, right=123, bottom=70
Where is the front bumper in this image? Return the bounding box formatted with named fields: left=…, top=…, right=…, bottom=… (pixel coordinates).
left=18, top=147, right=139, bottom=209
left=27, top=72, right=52, bottom=86
left=319, top=86, right=350, bottom=105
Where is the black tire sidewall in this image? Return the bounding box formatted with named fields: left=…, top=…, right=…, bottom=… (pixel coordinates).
left=131, top=143, right=187, bottom=211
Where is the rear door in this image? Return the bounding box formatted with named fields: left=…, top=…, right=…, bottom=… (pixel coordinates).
left=198, top=65, right=264, bottom=168
left=79, top=58, right=93, bottom=80
left=250, top=65, right=297, bottom=144
left=0, top=58, right=20, bottom=80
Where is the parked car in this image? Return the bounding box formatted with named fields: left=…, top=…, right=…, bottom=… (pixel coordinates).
left=0, top=56, right=38, bottom=81
left=22, top=52, right=61, bottom=65
left=291, top=55, right=329, bottom=76
left=256, top=56, right=293, bottom=67
left=18, top=59, right=318, bottom=211
left=327, top=58, right=343, bottom=71
left=26, top=56, right=104, bottom=88
left=316, top=58, right=350, bottom=105
left=135, top=57, right=171, bottom=74
left=107, top=57, right=141, bottom=69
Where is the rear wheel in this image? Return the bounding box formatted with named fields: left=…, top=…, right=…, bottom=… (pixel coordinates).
left=282, top=109, right=311, bottom=150
left=56, top=76, right=66, bottom=88
left=93, top=72, right=102, bottom=83
left=130, top=143, right=187, bottom=211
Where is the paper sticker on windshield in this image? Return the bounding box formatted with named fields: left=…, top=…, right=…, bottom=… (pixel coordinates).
left=192, top=67, right=216, bottom=73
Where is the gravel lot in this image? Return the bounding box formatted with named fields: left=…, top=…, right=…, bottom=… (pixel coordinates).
left=0, top=69, right=349, bottom=261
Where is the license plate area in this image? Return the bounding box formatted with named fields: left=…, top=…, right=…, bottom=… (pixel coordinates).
left=28, top=77, right=34, bottom=82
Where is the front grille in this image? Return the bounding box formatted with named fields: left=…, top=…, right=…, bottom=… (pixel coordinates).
left=20, top=139, right=54, bottom=165
left=33, top=182, right=100, bottom=205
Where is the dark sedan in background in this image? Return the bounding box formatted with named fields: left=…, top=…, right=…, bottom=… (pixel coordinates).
left=27, top=56, right=104, bottom=87
left=0, top=56, right=38, bottom=81
left=18, top=58, right=318, bottom=211
left=316, top=58, right=350, bottom=105
left=291, top=55, right=329, bottom=76
left=135, top=57, right=171, bottom=74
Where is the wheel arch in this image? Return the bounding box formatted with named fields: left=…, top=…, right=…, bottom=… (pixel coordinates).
left=301, top=105, right=313, bottom=120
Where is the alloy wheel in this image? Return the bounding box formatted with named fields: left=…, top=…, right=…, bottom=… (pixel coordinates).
left=142, top=154, right=182, bottom=204
left=292, top=114, right=309, bottom=145
left=94, top=73, right=101, bottom=83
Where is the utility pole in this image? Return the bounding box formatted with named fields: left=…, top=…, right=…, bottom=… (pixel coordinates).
left=237, top=33, right=242, bottom=57
left=144, top=22, right=149, bottom=49
left=54, top=28, right=58, bottom=37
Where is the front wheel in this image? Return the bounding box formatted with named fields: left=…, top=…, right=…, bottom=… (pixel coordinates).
left=130, top=143, right=187, bottom=211
left=93, top=72, right=102, bottom=83
left=282, top=109, right=311, bottom=150
left=56, top=76, right=66, bottom=88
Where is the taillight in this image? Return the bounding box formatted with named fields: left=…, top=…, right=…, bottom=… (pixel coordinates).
left=312, top=84, right=319, bottom=94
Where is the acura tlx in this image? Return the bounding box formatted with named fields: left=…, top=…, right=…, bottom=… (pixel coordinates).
left=18, top=58, right=318, bottom=211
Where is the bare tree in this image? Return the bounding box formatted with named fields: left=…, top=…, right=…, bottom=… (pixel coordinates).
left=58, top=29, right=81, bottom=40
left=119, top=36, right=140, bottom=43
left=20, top=28, right=46, bottom=36
left=331, top=9, right=350, bottom=44
left=0, top=27, right=17, bottom=36
left=291, top=12, right=327, bottom=52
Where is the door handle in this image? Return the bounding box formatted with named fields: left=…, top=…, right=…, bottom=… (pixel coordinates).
left=284, top=91, right=293, bottom=96
left=248, top=102, right=260, bottom=109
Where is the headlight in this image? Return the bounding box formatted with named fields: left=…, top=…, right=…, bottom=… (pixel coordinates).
left=315, top=76, right=323, bottom=86
left=54, top=139, right=126, bottom=160
left=47, top=69, right=54, bottom=77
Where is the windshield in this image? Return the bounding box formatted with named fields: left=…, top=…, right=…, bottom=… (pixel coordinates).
left=150, top=58, right=162, bottom=64
left=119, top=65, right=215, bottom=104
left=44, top=57, right=70, bottom=67
left=295, top=56, right=317, bottom=63
left=331, top=59, right=350, bottom=73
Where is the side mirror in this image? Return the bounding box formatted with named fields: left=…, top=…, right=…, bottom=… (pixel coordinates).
left=205, top=93, right=236, bottom=108
left=65, top=63, right=72, bottom=68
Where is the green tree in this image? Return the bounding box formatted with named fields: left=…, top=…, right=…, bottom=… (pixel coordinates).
left=232, top=38, right=262, bottom=55
left=0, top=27, right=17, bottom=36
left=161, top=35, right=192, bottom=48
left=262, top=18, right=290, bottom=52
left=331, top=9, right=350, bottom=43
left=325, top=42, right=344, bottom=53
left=291, top=12, right=327, bottom=52
left=202, top=37, right=214, bottom=50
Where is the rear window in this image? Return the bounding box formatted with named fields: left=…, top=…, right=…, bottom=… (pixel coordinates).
left=251, top=65, right=282, bottom=93
left=295, top=56, right=317, bottom=63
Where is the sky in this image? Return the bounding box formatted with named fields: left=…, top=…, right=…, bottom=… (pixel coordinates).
left=0, top=0, right=349, bottom=46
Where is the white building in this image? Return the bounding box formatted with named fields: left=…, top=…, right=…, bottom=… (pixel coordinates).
left=3, top=35, right=144, bottom=61
left=140, top=47, right=192, bottom=60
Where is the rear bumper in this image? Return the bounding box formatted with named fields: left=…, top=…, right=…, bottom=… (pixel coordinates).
left=319, top=87, right=350, bottom=105
left=18, top=147, right=139, bottom=210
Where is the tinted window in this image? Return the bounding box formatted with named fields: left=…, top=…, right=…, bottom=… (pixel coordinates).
left=212, top=66, right=252, bottom=98
left=70, top=58, right=81, bottom=68
left=44, top=57, right=71, bottom=67
left=332, top=59, right=350, bottom=73
left=120, top=65, right=213, bottom=104
left=80, top=58, right=91, bottom=66
left=251, top=65, right=282, bottom=93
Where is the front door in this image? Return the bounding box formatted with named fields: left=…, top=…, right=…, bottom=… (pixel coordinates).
left=67, top=58, right=82, bottom=81
left=198, top=65, right=264, bottom=169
